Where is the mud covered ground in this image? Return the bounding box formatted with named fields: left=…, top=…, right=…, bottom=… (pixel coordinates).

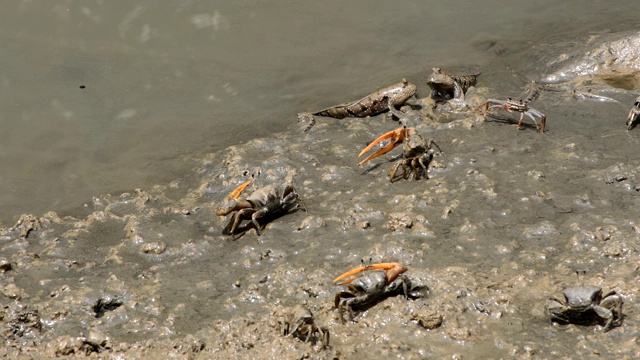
left=2, top=31, right=640, bottom=359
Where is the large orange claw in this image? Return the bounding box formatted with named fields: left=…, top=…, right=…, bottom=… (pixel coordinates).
left=333, top=262, right=407, bottom=285
left=357, top=127, right=407, bottom=166
left=227, top=177, right=253, bottom=199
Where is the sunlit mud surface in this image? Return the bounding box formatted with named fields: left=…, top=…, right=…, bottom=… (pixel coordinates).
left=3, top=31, right=640, bottom=359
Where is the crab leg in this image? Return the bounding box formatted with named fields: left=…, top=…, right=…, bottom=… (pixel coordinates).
left=517, top=112, right=525, bottom=129
left=333, top=262, right=407, bottom=285
left=528, top=108, right=546, bottom=133
left=227, top=177, right=253, bottom=199
left=357, top=127, right=406, bottom=166
left=626, top=97, right=640, bottom=129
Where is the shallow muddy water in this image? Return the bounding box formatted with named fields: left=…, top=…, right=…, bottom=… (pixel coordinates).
left=1, top=0, right=639, bottom=226
left=3, top=1, right=640, bottom=359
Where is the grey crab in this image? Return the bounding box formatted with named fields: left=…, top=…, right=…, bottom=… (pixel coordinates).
left=279, top=305, right=329, bottom=348
left=545, top=285, right=623, bottom=332
left=216, top=178, right=306, bottom=236
left=333, top=262, right=428, bottom=323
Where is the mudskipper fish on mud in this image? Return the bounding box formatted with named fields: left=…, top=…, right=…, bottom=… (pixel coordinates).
left=298, top=79, right=417, bottom=131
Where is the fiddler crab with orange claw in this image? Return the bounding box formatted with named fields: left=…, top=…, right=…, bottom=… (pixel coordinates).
left=358, top=122, right=442, bottom=182
left=358, top=98, right=441, bottom=182
left=477, top=98, right=546, bottom=133
left=333, top=262, right=428, bottom=323
left=216, top=176, right=306, bottom=237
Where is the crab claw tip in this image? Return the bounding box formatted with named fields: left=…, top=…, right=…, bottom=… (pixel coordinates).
left=357, top=128, right=406, bottom=165
left=228, top=178, right=253, bottom=199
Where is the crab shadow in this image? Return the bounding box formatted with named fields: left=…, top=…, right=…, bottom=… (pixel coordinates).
left=221, top=207, right=305, bottom=239
left=359, top=154, right=403, bottom=176
left=360, top=154, right=434, bottom=182
left=340, top=283, right=430, bottom=321
left=551, top=309, right=625, bottom=331
left=485, top=113, right=540, bottom=131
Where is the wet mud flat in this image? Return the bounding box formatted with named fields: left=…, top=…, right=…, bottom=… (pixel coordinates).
left=3, top=32, right=640, bottom=359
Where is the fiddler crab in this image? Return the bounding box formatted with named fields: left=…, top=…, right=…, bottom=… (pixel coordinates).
left=279, top=305, right=329, bottom=348
left=626, top=95, right=640, bottom=130
left=333, top=262, right=428, bottom=323
left=545, top=285, right=623, bottom=332
left=358, top=124, right=441, bottom=182
left=216, top=177, right=306, bottom=236
left=478, top=98, right=546, bottom=133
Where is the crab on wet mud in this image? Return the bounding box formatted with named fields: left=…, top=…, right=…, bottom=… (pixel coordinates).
left=358, top=116, right=441, bottom=182
left=279, top=305, right=329, bottom=348
left=478, top=98, right=546, bottom=133
left=545, top=285, right=623, bottom=332
left=216, top=178, right=306, bottom=236
left=357, top=99, right=442, bottom=182
left=333, top=262, right=428, bottom=323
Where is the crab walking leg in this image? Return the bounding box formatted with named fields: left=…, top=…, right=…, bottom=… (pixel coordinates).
left=522, top=112, right=538, bottom=131
left=535, top=112, right=546, bottom=133
left=593, top=306, right=615, bottom=331
left=389, top=162, right=405, bottom=182
left=599, top=291, right=623, bottom=331
left=333, top=262, right=407, bottom=285
left=283, top=182, right=307, bottom=212
left=517, top=112, right=525, bottom=129
left=523, top=108, right=546, bottom=132
left=425, top=138, right=442, bottom=153
left=418, top=156, right=430, bottom=178
left=410, top=159, right=421, bottom=180
left=229, top=208, right=257, bottom=235
left=250, top=208, right=270, bottom=236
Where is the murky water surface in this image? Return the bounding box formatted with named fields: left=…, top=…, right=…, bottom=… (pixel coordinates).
left=0, top=0, right=636, bottom=226
left=2, top=1, right=640, bottom=358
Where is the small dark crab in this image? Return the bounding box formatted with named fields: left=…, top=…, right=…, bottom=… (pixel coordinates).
left=358, top=125, right=441, bottom=182
left=216, top=178, right=306, bottom=236
left=478, top=98, right=546, bottom=133
left=280, top=305, right=330, bottom=348
left=545, top=285, right=623, bottom=332
left=427, top=67, right=480, bottom=101
left=626, top=95, right=640, bottom=130
left=333, top=262, right=427, bottom=323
